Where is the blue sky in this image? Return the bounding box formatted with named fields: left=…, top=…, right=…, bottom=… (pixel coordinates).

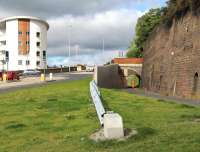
left=135, top=0, right=166, bottom=11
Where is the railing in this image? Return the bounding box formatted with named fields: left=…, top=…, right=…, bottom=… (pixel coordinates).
left=90, top=80, right=105, bottom=126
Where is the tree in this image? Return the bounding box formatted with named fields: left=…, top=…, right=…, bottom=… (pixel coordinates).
left=127, top=8, right=163, bottom=58
left=127, top=42, right=142, bottom=58
left=135, top=8, right=162, bottom=49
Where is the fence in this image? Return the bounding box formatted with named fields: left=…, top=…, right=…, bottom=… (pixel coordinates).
left=90, top=80, right=105, bottom=126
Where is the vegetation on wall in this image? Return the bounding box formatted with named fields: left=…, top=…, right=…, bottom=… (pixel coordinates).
left=126, top=43, right=142, bottom=58
left=127, top=8, right=163, bottom=58
left=162, top=0, right=200, bottom=26
left=127, top=0, right=200, bottom=58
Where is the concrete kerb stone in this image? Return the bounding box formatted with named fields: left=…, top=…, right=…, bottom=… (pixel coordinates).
left=103, top=113, right=124, bottom=139
left=90, top=80, right=138, bottom=141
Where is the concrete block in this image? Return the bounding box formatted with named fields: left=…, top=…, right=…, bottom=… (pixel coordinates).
left=103, top=113, right=124, bottom=139
left=94, top=64, right=125, bottom=89
left=40, top=74, right=46, bottom=81
left=3, top=73, right=7, bottom=82
left=49, top=73, right=53, bottom=80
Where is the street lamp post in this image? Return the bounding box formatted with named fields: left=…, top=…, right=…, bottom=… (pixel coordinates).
left=101, top=38, right=105, bottom=64
left=102, top=39, right=105, bottom=54
left=68, top=25, right=72, bottom=73
left=75, top=45, right=79, bottom=57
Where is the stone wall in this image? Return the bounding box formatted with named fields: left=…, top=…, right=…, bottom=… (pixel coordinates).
left=142, top=12, right=200, bottom=99
left=94, top=64, right=125, bottom=89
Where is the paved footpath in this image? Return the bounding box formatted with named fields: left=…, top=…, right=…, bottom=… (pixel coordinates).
left=0, top=72, right=92, bottom=94
left=124, top=88, right=200, bottom=106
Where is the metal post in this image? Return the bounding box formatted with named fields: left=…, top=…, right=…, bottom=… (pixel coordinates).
left=6, top=61, right=8, bottom=72
left=26, top=53, right=29, bottom=70
left=2, top=60, right=5, bottom=72
left=102, top=39, right=105, bottom=54
left=44, top=60, right=47, bottom=77
left=68, top=25, right=72, bottom=73
left=75, top=45, right=79, bottom=57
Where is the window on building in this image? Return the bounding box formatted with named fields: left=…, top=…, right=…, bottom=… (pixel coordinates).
left=36, top=61, right=40, bottom=66
left=26, top=41, right=30, bottom=45
left=36, top=42, right=40, bottom=47
left=5, top=51, right=9, bottom=61
left=43, top=50, right=46, bottom=60
left=159, top=75, right=163, bottom=90
left=26, top=60, right=30, bottom=65
left=26, top=32, right=30, bottom=35
left=0, top=41, right=6, bottom=45
left=193, top=73, right=199, bottom=95
left=36, top=32, right=40, bottom=37
left=18, top=60, right=22, bottom=65
left=18, top=31, right=22, bottom=35
left=36, top=51, right=40, bottom=57
left=18, top=41, right=22, bottom=46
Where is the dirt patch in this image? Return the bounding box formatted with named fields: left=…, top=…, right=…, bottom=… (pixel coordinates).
left=90, top=128, right=137, bottom=142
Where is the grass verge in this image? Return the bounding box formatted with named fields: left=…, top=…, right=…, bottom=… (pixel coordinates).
left=0, top=78, right=200, bottom=152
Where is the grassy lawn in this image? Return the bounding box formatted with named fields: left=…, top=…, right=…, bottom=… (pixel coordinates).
left=1, top=78, right=200, bottom=152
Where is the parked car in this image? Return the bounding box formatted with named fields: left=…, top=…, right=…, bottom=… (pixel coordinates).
left=7, top=71, right=20, bottom=81
left=23, top=69, right=41, bottom=76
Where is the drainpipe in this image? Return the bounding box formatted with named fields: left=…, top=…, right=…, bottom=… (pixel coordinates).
left=173, top=80, right=176, bottom=96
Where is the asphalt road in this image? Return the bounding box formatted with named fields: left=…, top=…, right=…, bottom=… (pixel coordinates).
left=0, top=72, right=92, bottom=94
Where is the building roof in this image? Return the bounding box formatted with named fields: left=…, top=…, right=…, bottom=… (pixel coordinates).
left=77, top=64, right=86, bottom=67
left=0, top=16, right=49, bottom=30
left=112, top=58, right=144, bottom=64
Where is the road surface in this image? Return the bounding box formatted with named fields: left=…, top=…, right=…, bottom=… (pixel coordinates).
left=0, top=72, right=92, bottom=94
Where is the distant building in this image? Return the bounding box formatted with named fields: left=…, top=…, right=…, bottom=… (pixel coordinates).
left=77, top=64, right=86, bottom=72
left=112, top=58, right=144, bottom=77
left=86, top=65, right=94, bottom=72
left=111, top=58, right=144, bottom=88
left=0, top=16, right=49, bottom=71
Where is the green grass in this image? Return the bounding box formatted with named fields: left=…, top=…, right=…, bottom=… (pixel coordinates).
left=1, top=78, right=200, bottom=152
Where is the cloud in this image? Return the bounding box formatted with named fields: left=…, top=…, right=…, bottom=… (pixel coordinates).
left=0, top=0, right=166, bottom=65
left=48, top=50, right=126, bottom=66
left=47, top=9, right=142, bottom=57
left=0, top=0, right=146, bottom=18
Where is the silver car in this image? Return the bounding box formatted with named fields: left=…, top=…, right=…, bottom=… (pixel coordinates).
left=23, top=69, right=41, bottom=76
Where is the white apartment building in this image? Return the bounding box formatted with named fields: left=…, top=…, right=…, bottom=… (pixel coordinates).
left=0, top=16, right=49, bottom=71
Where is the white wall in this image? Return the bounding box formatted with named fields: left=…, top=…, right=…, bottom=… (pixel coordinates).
left=6, top=20, right=18, bottom=71
left=0, top=23, right=6, bottom=71
left=0, top=19, right=48, bottom=71
left=30, top=20, right=47, bottom=70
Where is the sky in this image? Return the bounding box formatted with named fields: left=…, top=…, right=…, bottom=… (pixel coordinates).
left=0, top=0, right=166, bottom=66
